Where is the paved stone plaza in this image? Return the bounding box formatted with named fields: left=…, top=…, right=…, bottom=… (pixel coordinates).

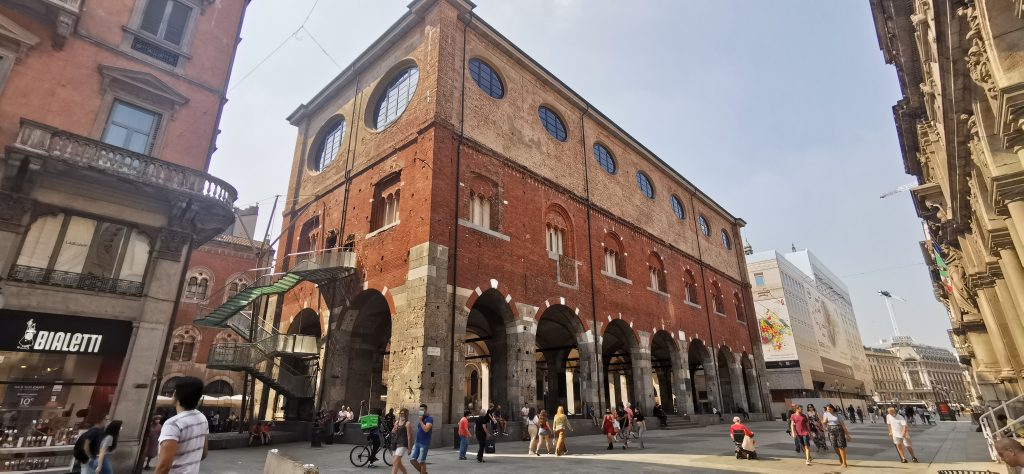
left=201, top=420, right=997, bottom=473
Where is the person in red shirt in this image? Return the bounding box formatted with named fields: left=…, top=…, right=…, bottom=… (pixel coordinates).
left=729, top=417, right=755, bottom=460
left=457, top=410, right=471, bottom=460
left=790, top=405, right=812, bottom=465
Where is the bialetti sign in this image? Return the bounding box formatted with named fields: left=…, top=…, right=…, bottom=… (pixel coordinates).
left=1, top=310, right=132, bottom=356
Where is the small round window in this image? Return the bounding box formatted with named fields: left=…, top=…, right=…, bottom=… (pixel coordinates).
left=469, top=58, right=504, bottom=99
left=593, top=144, right=616, bottom=174
left=636, top=171, right=654, bottom=199
left=374, top=66, right=419, bottom=130
left=538, top=106, right=567, bottom=142
left=698, top=215, right=710, bottom=236
left=670, top=195, right=685, bottom=220
left=313, top=118, right=345, bottom=172
left=721, top=229, right=732, bottom=249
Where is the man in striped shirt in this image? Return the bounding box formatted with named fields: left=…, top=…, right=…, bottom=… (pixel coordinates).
left=156, top=376, right=209, bottom=474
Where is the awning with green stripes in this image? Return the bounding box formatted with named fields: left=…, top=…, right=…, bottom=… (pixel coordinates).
left=194, top=273, right=306, bottom=328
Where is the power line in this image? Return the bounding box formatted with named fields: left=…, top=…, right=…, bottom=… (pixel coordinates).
left=840, top=262, right=925, bottom=278
left=300, top=26, right=343, bottom=71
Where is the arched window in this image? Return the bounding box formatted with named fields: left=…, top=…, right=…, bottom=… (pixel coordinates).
left=312, top=118, right=345, bottom=171
left=544, top=204, right=574, bottom=260
left=465, top=174, right=499, bottom=231
left=670, top=195, right=685, bottom=220
left=648, top=252, right=667, bottom=293
left=721, top=229, right=732, bottom=249
left=184, top=270, right=210, bottom=300
left=698, top=215, right=710, bottom=236
left=169, top=326, right=199, bottom=361
left=734, top=292, right=745, bottom=322
left=374, top=66, right=419, bottom=129
left=546, top=224, right=564, bottom=255
left=371, top=174, right=401, bottom=231
left=711, top=281, right=725, bottom=315
left=538, top=106, right=567, bottom=142
left=225, top=276, right=250, bottom=299
left=593, top=143, right=616, bottom=174
left=602, top=232, right=626, bottom=279
left=204, top=380, right=234, bottom=397
left=470, top=192, right=491, bottom=229
left=636, top=171, right=654, bottom=199
left=683, top=269, right=699, bottom=305
left=468, top=58, right=504, bottom=99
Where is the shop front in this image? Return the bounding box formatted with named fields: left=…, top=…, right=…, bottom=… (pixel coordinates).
left=0, top=310, right=132, bottom=472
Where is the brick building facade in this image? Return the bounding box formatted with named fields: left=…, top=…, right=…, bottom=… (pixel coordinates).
left=0, top=0, right=247, bottom=470
left=211, top=0, right=767, bottom=429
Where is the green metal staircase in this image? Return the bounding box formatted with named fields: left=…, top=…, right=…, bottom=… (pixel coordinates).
left=199, top=249, right=357, bottom=400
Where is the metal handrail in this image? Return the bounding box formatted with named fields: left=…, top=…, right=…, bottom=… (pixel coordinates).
left=979, top=393, right=1024, bottom=461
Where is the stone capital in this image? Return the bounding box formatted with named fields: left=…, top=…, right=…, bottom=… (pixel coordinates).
left=155, top=227, right=191, bottom=261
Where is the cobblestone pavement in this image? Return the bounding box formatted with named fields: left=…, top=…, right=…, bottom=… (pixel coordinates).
left=200, top=420, right=998, bottom=473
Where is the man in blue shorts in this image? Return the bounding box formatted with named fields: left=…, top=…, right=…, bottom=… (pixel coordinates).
left=409, top=404, right=433, bottom=473
left=789, top=405, right=813, bottom=465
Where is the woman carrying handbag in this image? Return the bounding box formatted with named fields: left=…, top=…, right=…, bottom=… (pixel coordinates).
left=729, top=416, right=756, bottom=460
left=602, top=409, right=618, bottom=450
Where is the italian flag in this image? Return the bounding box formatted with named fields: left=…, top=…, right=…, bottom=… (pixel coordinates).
left=932, top=241, right=954, bottom=294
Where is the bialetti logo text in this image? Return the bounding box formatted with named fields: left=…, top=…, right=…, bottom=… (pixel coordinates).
left=18, top=318, right=103, bottom=353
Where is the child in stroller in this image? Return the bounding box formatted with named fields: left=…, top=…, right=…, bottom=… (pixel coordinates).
left=729, top=416, right=757, bottom=460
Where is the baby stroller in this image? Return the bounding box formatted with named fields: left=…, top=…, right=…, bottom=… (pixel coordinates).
left=730, top=426, right=757, bottom=460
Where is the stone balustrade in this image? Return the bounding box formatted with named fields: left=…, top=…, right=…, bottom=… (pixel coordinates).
left=13, top=119, right=236, bottom=209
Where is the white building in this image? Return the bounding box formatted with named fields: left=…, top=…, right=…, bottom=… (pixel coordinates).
left=746, top=249, right=873, bottom=415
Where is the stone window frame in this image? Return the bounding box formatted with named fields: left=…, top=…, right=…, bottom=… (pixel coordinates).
left=89, top=66, right=188, bottom=158
left=169, top=325, right=201, bottom=362
left=709, top=280, right=726, bottom=316
left=462, top=173, right=501, bottom=232
left=647, top=251, right=668, bottom=294
left=120, top=0, right=204, bottom=72
left=183, top=266, right=214, bottom=301
left=733, top=291, right=746, bottom=323
left=601, top=230, right=628, bottom=281
left=366, top=62, right=420, bottom=131
left=308, top=114, right=346, bottom=173
left=224, top=273, right=251, bottom=301
left=543, top=203, right=574, bottom=259
left=682, top=268, right=700, bottom=307
left=370, top=172, right=402, bottom=232
left=0, top=12, right=39, bottom=96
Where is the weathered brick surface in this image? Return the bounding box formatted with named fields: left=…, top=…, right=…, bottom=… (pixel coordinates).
left=275, top=0, right=766, bottom=424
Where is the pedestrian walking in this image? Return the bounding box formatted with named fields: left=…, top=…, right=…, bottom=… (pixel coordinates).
left=553, top=406, right=573, bottom=456
left=602, top=409, right=617, bottom=450
left=823, top=404, right=852, bottom=468
left=526, top=406, right=539, bottom=455
left=713, top=406, right=723, bottom=421
left=846, top=405, right=856, bottom=423
left=457, top=410, right=471, bottom=461
left=143, top=415, right=161, bottom=470
left=156, top=376, right=209, bottom=474
left=905, top=405, right=916, bottom=424
left=856, top=407, right=864, bottom=424
left=806, top=404, right=828, bottom=453
left=654, top=403, right=668, bottom=427
left=536, top=410, right=552, bottom=455
left=409, top=404, right=433, bottom=474
left=474, top=409, right=491, bottom=463
left=789, top=405, right=813, bottom=465
left=390, top=409, right=413, bottom=474
left=886, top=407, right=919, bottom=463
left=384, top=408, right=396, bottom=434
left=868, top=405, right=877, bottom=423
left=520, top=403, right=531, bottom=441
left=918, top=409, right=928, bottom=425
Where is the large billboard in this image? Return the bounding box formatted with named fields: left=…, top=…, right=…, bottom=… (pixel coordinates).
left=757, top=298, right=799, bottom=368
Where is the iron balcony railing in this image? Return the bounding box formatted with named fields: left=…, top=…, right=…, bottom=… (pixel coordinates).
left=980, top=393, right=1024, bottom=461
left=12, top=119, right=236, bottom=209
left=8, top=264, right=143, bottom=297
left=288, top=248, right=357, bottom=272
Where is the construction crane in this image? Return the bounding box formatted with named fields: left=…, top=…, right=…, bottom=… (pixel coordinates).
left=878, top=290, right=907, bottom=336
left=880, top=182, right=917, bottom=199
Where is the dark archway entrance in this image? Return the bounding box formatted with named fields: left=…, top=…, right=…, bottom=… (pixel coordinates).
left=601, top=319, right=636, bottom=411
left=329, top=290, right=392, bottom=417
left=464, top=289, right=513, bottom=414
left=535, top=305, right=587, bottom=415
left=651, top=331, right=678, bottom=413
left=717, top=347, right=736, bottom=412
left=688, top=339, right=712, bottom=414
left=281, top=308, right=323, bottom=420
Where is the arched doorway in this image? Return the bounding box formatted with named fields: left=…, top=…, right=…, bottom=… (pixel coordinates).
left=463, top=289, right=513, bottom=414
left=287, top=308, right=323, bottom=338
left=651, top=331, right=679, bottom=412
left=717, top=347, right=736, bottom=412
left=280, top=308, right=323, bottom=420
left=740, top=353, right=761, bottom=412
left=160, top=377, right=183, bottom=397
left=687, top=339, right=713, bottom=414
left=205, top=380, right=234, bottom=396
left=327, top=290, right=392, bottom=417
left=601, top=319, right=637, bottom=411
left=535, top=305, right=591, bottom=415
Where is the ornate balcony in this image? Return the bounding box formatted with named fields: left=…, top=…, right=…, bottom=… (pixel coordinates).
left=8, top=264, right=143, bottom=297
left=7, top=119, right=236, bottom=242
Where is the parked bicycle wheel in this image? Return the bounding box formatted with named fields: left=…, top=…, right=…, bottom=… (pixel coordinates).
left=349, top=445, right=371, bottom=467
left=382, top=446, right=394, bottom=466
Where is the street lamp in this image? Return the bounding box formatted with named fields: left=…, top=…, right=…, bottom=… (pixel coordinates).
left=830, top=380, right=846, bottom=414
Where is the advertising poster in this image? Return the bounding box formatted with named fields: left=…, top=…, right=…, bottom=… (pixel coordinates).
left=811, top=295, right=848, bottom=362
left=757, top=298, right=799, bottom=368
left=2, top=380, right=72, bottom=411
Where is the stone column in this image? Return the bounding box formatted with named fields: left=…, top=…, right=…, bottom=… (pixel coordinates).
left=703, top=355, right=722, bottom=413
left=576, top=329, right=601, bottom=414
left=729, top=359, right=749, bottom=412
left=630, top=334, right=655, bottom=411
left=974, top=286, right=1020, bottom=380
left=676, top=346, right=695, bottom=415
left=1006, top=202, right=1024, bottom=266
left=981, top=286, right=1024, bottom=372
left=511, top=304, right=539, bottom=412
left=998, top=247, right=1024, bottom=321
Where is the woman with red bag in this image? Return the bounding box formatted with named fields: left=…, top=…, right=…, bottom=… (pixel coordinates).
left=729, top=416, right=757, bottom=460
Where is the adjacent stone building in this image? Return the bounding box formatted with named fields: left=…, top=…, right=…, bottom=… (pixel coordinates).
left=870, top=0, right=1024, bottom=404
left=0, top=0, right=247, bottom=470
left=746, top=248, right=873, bottom=415
left=198, top=0, right=768, bottom=430
left=866, top=345, right=910, bottom=403
left=865, top=337, right=973, bottom=405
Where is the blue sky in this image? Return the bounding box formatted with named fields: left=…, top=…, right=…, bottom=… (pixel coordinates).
left=210, top=0, right=950, bottom=349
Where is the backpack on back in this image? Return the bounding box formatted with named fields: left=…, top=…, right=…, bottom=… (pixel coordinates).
left=73, top=427, right=103, bottom=464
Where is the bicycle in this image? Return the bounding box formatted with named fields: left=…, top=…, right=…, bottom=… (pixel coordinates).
left=615, top=421, right=645, bottom=449
left=350, top=430, right=393, bottom=467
